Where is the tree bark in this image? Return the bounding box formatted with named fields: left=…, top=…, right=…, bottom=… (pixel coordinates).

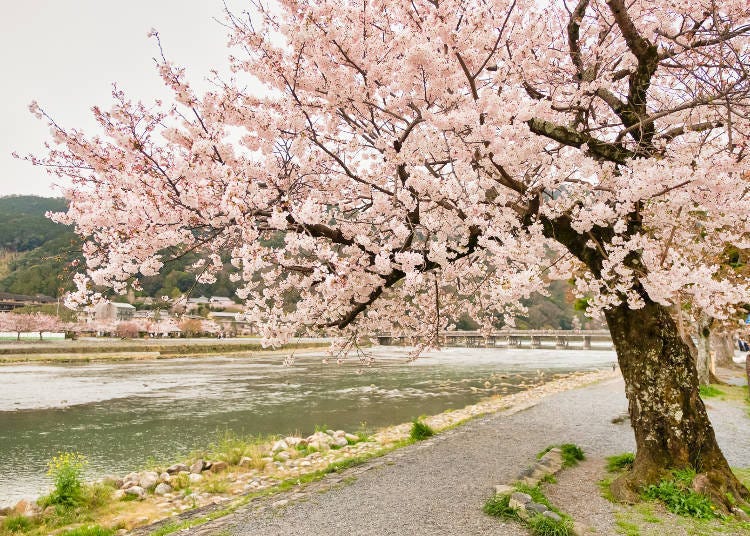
left=605, top=299, right=749, bottom=509
left=712, top=331, right=736, bottom=368
left=694, top=315, right=712, bottom=386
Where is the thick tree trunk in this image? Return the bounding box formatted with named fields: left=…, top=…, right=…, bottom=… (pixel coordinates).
left=605, top=300, right=749, bottom=509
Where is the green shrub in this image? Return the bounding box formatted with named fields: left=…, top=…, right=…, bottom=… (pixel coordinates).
left=81, top=482, right=113, bottom=509
left=59, top=526, right=115, bottom=536
left=45, top=452, right=88, bottom=508
left=483, top=494, right=519, bottom=519
left=409, top=419, right=434, bottom=441
left=559, top=444, right=585, bottom=468
left=527, top=513, right=574, bottom=536
left=642, top=471, right=716, bottom=519
left=2, top=514, right=35, bottom=533
left=699, top=385, right=724, bottom=398
left=606, top=452, right=635, bottom=472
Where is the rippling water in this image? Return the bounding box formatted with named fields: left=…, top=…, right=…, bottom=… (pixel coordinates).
left=0, top=346, right=615, bottom=505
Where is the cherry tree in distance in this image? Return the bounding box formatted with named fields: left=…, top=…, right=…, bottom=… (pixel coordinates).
left=28, top=0, right=750, bottom=509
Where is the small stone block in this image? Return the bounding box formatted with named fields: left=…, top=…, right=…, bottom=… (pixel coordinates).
left=493, top=484, right=514, bottom=495
left=510, top=491, right=533, bottom=505
left=526, top=502, right=549, bottom=514
left=542, top=510, right=562, bottom=522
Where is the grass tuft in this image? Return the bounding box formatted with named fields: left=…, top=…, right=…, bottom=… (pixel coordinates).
left=58, top=526, right=115, bottom=536
left=527, top=513, right=574, bottom=536
left=483, top=493, right=519, bottom=519
left=559, top=444, right=585, bottom=468
left=409, top=419, right=434, bottom=441
left=606, top=452, right=635, bottom=473
left=699, top=385, right=724, bottom=398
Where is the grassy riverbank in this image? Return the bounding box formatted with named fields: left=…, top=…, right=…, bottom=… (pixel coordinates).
left=0, top=340, right=331, bottom=364
left=0, top=370, right=615, bottom=536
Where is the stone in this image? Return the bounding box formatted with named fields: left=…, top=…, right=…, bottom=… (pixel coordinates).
left=271, top=440, right=289, bottom=453
left=332, top=436, right=349, bottom=448
left=284, top=436, right=303, bottom=447
left=160, top=472, right=171, bottom=482
left=493, top=484, right=514, bottom=495
left=211, top=461, right=229, bottom=473
left=275, top=451, right=290, bottom=462
left=271, top=499, right=289, bottom=508
left=154, top=483, right=173, bottom=496
left=239, top=457, right=252, bottom=468
left=344, top=433, right=359, bottom=443
left=139, top=471, right=159, bottom=489
left=190, top=460, right=205, bottom=474
left=167, top=463, right=189, bottom=475
left=526, top=502, right=549, bottom=514
left=124, top=486, right=146, bottom=499
left=543, top=510, right=562, bottom=522
left=14, top=500, right=41, bottom=517
left=733, top=507, right=750, bottom=521
left=189, top=473, right=203, bottom=483
left=509, top=491, right=532, bottom=509
left=113, top=490, right=125, bottom=500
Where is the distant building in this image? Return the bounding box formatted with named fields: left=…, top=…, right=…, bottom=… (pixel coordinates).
left=209, top=296, right=237, bottom=308
left=0, top=292, right=55, bottom=312
left=93, top=302, right=136, bottom=322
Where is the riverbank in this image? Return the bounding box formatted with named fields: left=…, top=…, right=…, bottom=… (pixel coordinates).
left=168, top=368, right=748, bottom=536
left=0, top=338, right=331, bottom=364
left=0, top=369, right=616, bottom=536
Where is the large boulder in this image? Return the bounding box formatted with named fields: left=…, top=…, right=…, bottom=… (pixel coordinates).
left=124, top=486, right=146, bottom=500
left=154, top=483, right=173, bottom=496
left=166, top=463, right=189, bottom=475
left=139, top=471, right=159, bottom=490
left=271, top=440, right=289, bottom=453
left=190, top=460, right=206, bottom=474
left=210, top=461, right=229, bottom=473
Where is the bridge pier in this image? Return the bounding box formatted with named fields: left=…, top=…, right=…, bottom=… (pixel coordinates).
left=530, top=335, right=541, bottom=349
left=583, top=336, right=591, bottom=350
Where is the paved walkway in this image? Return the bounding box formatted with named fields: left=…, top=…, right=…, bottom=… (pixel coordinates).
left=182, top=376, right=745, bottom=536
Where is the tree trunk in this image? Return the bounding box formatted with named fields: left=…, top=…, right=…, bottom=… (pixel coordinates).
left=605, top=299, right=748, bottom=509
left=712, top=332, right=736, bottom=368
left=694, top=316, right=712, bottom=386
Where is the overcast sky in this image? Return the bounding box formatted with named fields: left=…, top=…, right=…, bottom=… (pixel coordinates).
left=1, top=0, right=244, bottom=198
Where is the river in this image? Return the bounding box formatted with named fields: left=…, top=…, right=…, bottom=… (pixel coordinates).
left=0, top=346, right=616, bottom=506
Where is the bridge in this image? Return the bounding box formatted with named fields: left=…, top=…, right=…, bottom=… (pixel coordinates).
left=374, top=329, right=613, bottom=350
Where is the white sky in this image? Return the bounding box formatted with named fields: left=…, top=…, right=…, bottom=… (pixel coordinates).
left=0, top=0, right=245, bottom=198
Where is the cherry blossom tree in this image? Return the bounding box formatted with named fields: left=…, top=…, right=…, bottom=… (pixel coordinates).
left=29, top=0, right=750, bottom=507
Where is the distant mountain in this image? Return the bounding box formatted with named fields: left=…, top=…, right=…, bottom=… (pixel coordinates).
left=0, top=196, right=70, bottom=252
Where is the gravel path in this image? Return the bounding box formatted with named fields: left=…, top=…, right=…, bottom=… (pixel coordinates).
left=182, top=375, right=748, bottom=536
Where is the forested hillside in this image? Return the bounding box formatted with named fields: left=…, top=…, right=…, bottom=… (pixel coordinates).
left=0, top=196, right=587, bottom=327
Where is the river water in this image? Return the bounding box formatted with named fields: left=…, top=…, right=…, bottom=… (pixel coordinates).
left=0, top=346, right=616, bottom=506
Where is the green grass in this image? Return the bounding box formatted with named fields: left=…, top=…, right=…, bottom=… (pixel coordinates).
left=58, top=526, right=115, bottom=536
left=699, top=385, right=724, bottom=398
left=484, top=484, right=573, bottom=536
left=615, top=514, right=641, bottom=536
left=1, top=515, right=36, bottom=534
left=537, top=443, right=585, bottom=468
left=642, top=468, right=716, bottom=519
left=606, top=452, right=635, bottom=472
left=559, top=444, right=584, bottom=468
left=527, top=513, right=574, bottom=536
left=483, top=493, right=519, bottom=519
left=409, top=419, right=434, bottom=441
